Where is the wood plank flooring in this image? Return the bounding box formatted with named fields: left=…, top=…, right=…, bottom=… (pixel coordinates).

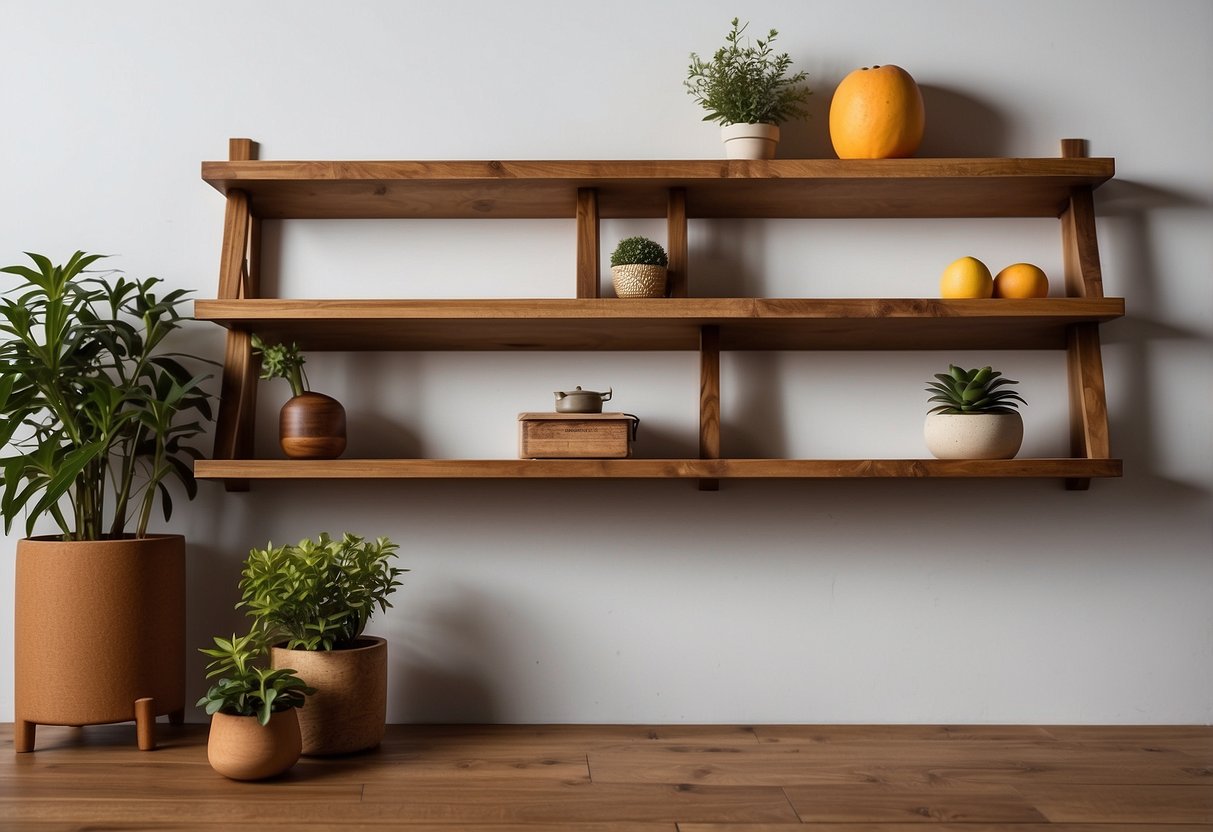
left=1, top=723, right=1210, bottom=830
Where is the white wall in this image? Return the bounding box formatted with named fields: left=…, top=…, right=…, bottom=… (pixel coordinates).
left=2, top=0, right=1210, bottom=724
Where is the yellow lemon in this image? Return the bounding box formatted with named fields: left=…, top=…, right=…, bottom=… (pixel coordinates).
left=993, top=262, right=1049, bottom=298
left=940, top=256, right=993, bottom=298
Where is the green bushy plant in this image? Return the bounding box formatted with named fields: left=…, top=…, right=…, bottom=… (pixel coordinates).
left=238, top=532, right=406, bottom=651
left=251, top=334, right=308, bottom=398
left=685, top=18, right=812, bottom=126
left=610, top=237, right=669, bottom=267
left=197, top=630, right=314, bottom=725
left=926, top=365, right=1026, bottom=414
left=0, top=251, right=212, bottom=539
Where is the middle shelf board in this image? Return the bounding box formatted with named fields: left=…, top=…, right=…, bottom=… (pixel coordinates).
left=201, top=157, right=1115, bottom=220
left=194, top=458, right=1123, bottom=481
left=193, top=297, right=1125, bottom=351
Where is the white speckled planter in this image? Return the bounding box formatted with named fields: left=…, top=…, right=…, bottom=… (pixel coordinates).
left=924, top=412, right=1024, bottom=460
left=721, top=123, right=780, bottom=159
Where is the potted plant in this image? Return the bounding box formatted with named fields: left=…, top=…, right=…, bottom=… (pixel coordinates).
left=685, top=17, right=813, bottom=159
left=1, top=251, right=211, bottom=752
left=924, top=364, right=1027, bottom=460
left=198, top=630, right=314, bottom=780
left=237, top=532, right=405, bottom=755
left=610, top=237, right=669, bottom=298
left=251, top=335, right=346, bottom=459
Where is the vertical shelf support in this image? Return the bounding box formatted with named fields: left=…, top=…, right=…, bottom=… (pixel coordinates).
left=699, top=325, right=721, bottom=491
left=212, top=138, right=260, bottom=492
left=1059, top=138, right=1111, bottom=490
left=576, top=188, right=600, bottom=298
left=667, top=188, right=688, bottom=298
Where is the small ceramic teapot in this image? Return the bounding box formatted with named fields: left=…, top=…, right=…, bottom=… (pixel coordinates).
left=554, top=386, right=612, bottom=413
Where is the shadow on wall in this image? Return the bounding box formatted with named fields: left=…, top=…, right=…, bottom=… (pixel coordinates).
left=778, top=82, right=1011, bottom=160
left=390, top=584, right=504, bottom=723
left=1095, top=178, right=1213, bottom=492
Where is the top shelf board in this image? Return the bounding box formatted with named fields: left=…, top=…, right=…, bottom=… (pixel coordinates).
left=201, top=158, right=1115, bottom=221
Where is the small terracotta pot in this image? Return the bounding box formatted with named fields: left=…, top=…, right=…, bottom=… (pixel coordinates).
left=271, top=636, right=387, bottom=756
left=280, top=392, right=346, bottom=459
left=14, top=534, right=186, bottom=752
left=611, top=264, right=668, bottom=298
left=924, top=411, right=1024, bottom=459
left=207, top=709, right=302, bottom=780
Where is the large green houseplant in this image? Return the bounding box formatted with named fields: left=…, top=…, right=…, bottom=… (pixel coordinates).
left=238, top=532, right=405, bottom=755
left=1, top=251, right=212, bottom=752
left=685, top=18, right=812, bottom=159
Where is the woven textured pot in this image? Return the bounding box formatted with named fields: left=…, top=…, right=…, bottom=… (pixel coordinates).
left=14, top=534, right=186, bottom=752
left=611, top=264, right=668, bottom=298
left=207, top=709, right=302, bottom=780
left=280, top=392, right=346, bottom=459
left=924, top=412, right=1024, bottom=459
left=271, top=636, right=387, bottom=755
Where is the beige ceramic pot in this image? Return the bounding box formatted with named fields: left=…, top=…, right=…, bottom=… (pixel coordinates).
left=280, top=392, right=346, bottom=459
left=721, top=122, right=780, bottom=159
left=14, top=534, right=186, bottom=752
left=611, top=264, right=668, bottom=298
left=924, top=412, right=1024, bottom=459
left=271, top=636, right=387, bottom=755
left=207, top=709, right=302, bottom=780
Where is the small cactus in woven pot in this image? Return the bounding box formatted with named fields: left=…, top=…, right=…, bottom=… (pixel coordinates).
left=610, top=237, right=669, bottom=298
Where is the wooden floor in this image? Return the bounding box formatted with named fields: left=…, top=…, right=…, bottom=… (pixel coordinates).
left=1, top=723, right=1210, bottom=830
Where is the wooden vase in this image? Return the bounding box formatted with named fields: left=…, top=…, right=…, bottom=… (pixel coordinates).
left=207, top=709, right=302, bottom=780
left=280, top=392, right=346, bottom=459
left=270, top=636, right=387, bottom=756
left=14, top=534, right=186, bottom=752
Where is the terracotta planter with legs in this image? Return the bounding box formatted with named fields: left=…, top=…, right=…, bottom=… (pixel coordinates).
left=271, top=636, right=387, bottom=755
left=14, top=534, right=186, bottom=752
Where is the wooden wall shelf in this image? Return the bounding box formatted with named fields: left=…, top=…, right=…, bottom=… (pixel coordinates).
left=195, top=458, right=1123, bottom=481
left=196, top=138, right=1122, bottom=490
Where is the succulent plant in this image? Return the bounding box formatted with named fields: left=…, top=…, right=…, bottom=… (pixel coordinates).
left=926, top=365, right=1026, bottom=415
left=610, top=236, right=668, bottom=267
left=251, top=334, right=309, bottom=398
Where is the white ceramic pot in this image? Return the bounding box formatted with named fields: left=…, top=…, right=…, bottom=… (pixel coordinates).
left=924, top=412, right=1024, bottom=460
left=721, top=123, right=780, bottom=160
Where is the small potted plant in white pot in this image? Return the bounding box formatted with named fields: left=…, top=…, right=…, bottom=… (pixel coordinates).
left=237, top=532, right=406, bottom=755
left=198, top=630, right=314, bottom=780
left=610, top=236, right=669, bottom=298
left=924, top=364, right=1026, bottom=459
left=251, top=335, right=346, bottom=459
left=685, top=17, right=813, bottom=159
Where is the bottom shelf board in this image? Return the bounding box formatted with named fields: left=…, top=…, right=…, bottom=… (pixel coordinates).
left=194, top=458, right=1122, bottom=480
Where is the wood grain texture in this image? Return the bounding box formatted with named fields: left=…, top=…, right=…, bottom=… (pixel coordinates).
left=699, top=325, right=721, bottom=492
left=577, top=187, right=600, bottom=298
left=200, top=157, right=1115, bottom=220
left=192, top=297, right=1125, bottom=352
left=194, top=458, right=1123, bottom=481
left=667, top=187, right=688, bottom=298
left=3, top=724, right=1209, bottom=829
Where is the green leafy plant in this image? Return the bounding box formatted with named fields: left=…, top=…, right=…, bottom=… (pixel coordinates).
left=238, top=532, right=406, bottom=651
left=251, top=335, right=308, bottom=398
left=0, top=251, right=212, bottom=540
left=685, top=18, right=812, bottom=126
left=610, top=237, right=669, bottom=267
left=926, top=365, right=1026, bottom=414
left=197, top=630, right=314, bottom=725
